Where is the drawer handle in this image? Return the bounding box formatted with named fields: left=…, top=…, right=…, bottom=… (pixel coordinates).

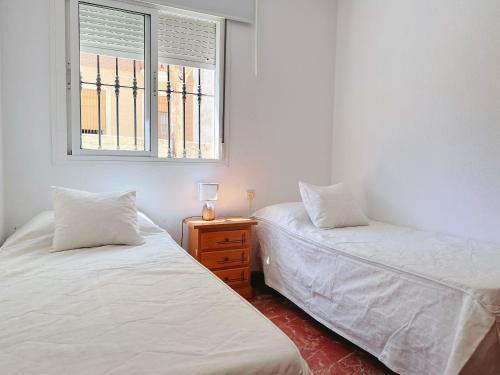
left=216, top=238, right=242, bottom=245
left=216, top=253, right=246, bottom=265
left=223, top=272, right=246, bottom=283
left=216, top=233, right=247, bottom=245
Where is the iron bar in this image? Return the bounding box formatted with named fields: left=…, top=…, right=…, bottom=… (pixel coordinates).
left=84, top=79, right=204, bottom=97
left=182, top=66, right=187, bottom=158
left=157, top=89, right=212, bottom=97
left=167, top=65, right=172, bottom=158
left=81, top=81, right=145, bottom=90
left=96, top=55, right=102, bottom=149
left=197, top=68, right=202, bottom=158
left=133, top=60, right=138, bottom=150
left=115, top=58, right=120, bottom=149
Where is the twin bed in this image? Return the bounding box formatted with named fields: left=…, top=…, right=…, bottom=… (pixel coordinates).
left=2, top=203, right=499, bottom=375
left=253, top=202, right=500, bottom=375
left=0, top=212, right=310, bottom=375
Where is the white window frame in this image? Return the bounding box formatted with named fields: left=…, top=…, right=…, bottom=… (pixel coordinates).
left=49, top=0, right=226, bottom=164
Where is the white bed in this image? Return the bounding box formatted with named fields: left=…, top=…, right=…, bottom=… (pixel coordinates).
left=0, top=212, right=310, bottom=375
left=253, top=202, right=500, bottom=375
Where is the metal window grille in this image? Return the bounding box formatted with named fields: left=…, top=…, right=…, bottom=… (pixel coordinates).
left=78, top=3, right=147, bottom=151
left=72, top=1, right=222, bottom=159
left=80, top=55, right=146, bottom=150
left=157, top=65, right=214, bottom=158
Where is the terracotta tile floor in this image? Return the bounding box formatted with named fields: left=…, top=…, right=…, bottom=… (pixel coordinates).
left=249, top=280, right=396, bottom=375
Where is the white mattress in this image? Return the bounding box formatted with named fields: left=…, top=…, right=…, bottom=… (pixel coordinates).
left=253, top=202, right=500, bottom=375
left=0, top=213, right=310, bottom=375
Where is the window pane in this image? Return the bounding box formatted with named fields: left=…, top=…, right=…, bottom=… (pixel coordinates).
left=158, top=94, right=169, bottom=158
left=183, top=67, right=197, bottom=94
left=81, top=83, right=106, bottom=150
left=158, top=64, right=169, bottom=92
left=157, top=64, right=217, bottom=159
left=200, top=96, right=216, bottom=159
left=201, top=69, right=215, bottom=95
left=78, top=3, right=148, bottom=152
left=170, top=65, right=184, bottom=93
left=80, top=53, right=97, bottom=85
left=184, top=93, right=197, bottom=158
left=169, top=92, right=183, bottom=158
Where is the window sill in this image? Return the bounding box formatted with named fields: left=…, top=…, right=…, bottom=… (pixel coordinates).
left=53, top=154, right=227, bottom=166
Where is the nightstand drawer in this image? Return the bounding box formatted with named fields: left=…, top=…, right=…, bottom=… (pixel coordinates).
left=200, top=229, right=250, bottom=250
left=186, top=217, right=257, bottom=299
left=213, top=267, right=249, bottom=288
left=201, top=249, right=249, bottom=270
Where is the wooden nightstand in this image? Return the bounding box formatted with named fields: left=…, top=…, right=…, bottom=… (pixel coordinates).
left=185, top=217, right=258, bottom=299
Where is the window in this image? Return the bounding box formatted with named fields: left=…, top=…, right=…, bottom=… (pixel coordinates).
left=66, top=0, right=225, bottom=160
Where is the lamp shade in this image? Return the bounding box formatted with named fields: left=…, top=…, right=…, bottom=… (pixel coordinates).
left=199, top=183, right=219, bottom=201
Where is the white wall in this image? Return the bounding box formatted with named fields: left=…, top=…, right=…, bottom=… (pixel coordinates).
left=1, top=0, right=336, bottom=241
left=0, top=0, right=4, bottom=242
left=333, top=0, right=500, bottom=243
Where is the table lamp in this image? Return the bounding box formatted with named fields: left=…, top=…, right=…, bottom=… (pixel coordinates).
left=199, top=183, right=219, bottom=221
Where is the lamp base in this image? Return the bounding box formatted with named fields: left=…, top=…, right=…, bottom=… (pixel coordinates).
left=202, top=201, right=216, bottom=221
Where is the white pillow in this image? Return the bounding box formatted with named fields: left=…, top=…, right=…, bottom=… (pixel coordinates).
left=137, top=212, right=166, bottom=235
left=52, top=187, right=145, bottom=252
left=298, top=181, right=369, bottom=229
left=2, top=211, right=162, bottom=251
left=1, top=211, right=55, bottom=249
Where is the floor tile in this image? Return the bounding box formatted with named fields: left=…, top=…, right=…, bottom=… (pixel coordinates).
left=249, top=281, right=396, bottom=375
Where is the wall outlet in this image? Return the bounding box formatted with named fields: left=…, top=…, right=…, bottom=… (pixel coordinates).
left=246, top=189, right=256, bottom=201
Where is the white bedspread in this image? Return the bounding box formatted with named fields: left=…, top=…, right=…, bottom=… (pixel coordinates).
left=253, top=202, right=500, bottom=375
left=0, top=216, right=310, bottom=375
